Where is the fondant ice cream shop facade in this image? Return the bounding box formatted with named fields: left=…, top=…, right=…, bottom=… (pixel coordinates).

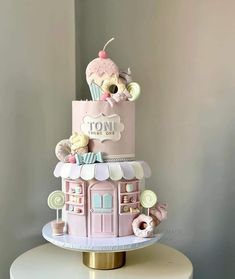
left=59, top=174, right=145, bottom=237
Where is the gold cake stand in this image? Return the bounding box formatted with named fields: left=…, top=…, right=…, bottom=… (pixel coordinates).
left=83, top=251, right=126, bottom=269
left=42, top=222, right=162, bottom=270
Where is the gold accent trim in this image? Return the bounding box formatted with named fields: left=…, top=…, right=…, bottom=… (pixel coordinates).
left=83, top=252, right=126, bottom=269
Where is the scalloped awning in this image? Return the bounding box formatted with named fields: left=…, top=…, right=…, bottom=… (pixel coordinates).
left=53, top=161, right=151, bottom=181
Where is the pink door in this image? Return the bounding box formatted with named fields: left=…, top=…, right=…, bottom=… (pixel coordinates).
left=88, top=182, right=117, bottom=237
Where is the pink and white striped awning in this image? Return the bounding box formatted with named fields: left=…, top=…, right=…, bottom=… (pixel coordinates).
left=53, top=161, right=151, bottom=181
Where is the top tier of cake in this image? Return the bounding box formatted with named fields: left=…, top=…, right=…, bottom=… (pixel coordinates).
left=72, top=100, right=135, bottom=161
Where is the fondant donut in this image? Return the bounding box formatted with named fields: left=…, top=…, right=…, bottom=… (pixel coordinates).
left=55, top=139, right=71, bottom=162
left=101, top=77, right=126, bottom=95
left=132, top=214, right=155, bottom=238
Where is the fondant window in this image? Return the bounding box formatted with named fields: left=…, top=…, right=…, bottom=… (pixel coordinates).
left=103, top=194, right=112, bottom=209
left=92, top=194, right=102, bottom=208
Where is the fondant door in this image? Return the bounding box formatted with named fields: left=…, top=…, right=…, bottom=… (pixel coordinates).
left=88, top=182, right=117, bottom=237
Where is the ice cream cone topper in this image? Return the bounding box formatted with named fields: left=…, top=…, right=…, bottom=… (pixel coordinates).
left=86, top=38, right=119, bottom=100
left=86, top=38, right=141, bottom=103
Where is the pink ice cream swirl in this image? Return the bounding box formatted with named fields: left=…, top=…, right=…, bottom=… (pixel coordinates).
left=86, top=57, right=119, bottom=86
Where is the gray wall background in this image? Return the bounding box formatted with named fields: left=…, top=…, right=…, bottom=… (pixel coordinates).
left=0, top=0, right=75, bottom=278
left=76, top=0, right=235, bottom=278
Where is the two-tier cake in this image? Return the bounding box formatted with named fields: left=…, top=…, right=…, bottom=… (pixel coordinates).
left=44, top=39, right=167, bottom=264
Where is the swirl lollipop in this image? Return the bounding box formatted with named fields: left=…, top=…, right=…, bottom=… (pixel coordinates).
left=48, top=190, right=65, bottom=209
left=140, top=190, right=157, bottom=215
left=47, top=190, right=65, bottom=222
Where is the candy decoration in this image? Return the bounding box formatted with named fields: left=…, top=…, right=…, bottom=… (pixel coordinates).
left=101, top=77, right=126, bottom=95
left=75, top=152, right=103, bottom=165
left=47, top=190, right=65, bottom=223
left=132, top=214, right=155, bottom=238
left=127, top=82, right=141, bottom=101
left=140, top=190, right=157, bottom=209
left=149, top=202, right=168, bottom=227
left=47, top=190, right=65, bottom=210
left=55, top=139, right=71, bottom=162
left=85, top=38, right=142, bottom=104
left=69, top=132, right=89, bottom=154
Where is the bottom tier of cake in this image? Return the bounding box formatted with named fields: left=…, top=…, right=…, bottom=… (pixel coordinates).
left=61, top=178, right=142, bottom=237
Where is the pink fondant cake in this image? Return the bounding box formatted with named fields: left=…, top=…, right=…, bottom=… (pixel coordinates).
left=48, top=39, right=167, bottom=239
left=72, top=100, right=135, bottom=161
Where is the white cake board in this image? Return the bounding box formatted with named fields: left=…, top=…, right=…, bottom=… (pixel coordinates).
left=42, top=222, right=162, bottom=253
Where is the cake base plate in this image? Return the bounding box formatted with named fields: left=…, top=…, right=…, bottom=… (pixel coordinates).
left=42, top=222, right=162, bottom=269
left=42, top=222, right=162, bottom=253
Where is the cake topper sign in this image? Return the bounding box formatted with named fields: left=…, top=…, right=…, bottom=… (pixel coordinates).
left=81, top=114, right=124, bottom=142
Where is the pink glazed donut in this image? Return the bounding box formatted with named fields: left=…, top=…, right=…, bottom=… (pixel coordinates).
left=132, top=214, right=155, bottom=238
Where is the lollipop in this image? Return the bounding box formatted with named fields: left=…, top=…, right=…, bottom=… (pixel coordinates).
left=47, top=190, right=65, bottom=235
left=47, top=190, right=65, bottom=221
left=140, top=190, right=157, bottom=215
left=48, top=190, right=65, bottom=210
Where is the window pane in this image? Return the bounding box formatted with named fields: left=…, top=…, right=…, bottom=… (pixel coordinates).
left=92, top=193, right=101, bottom=208
left=103, top=193, right=112, bottom=209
